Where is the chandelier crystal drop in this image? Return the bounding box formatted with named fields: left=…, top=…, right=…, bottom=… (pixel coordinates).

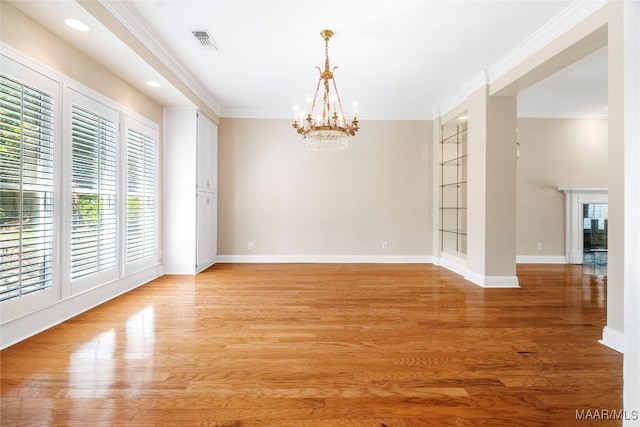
left=293, top=30, right=359, bottom=150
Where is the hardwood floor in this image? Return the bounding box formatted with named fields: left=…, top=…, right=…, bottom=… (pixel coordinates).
left=1, top=263, right=622, bottom=426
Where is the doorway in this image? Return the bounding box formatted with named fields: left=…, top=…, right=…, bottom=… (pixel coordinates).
left=582, top=203, right=608, bottom=267
left=560, top=186, right=608, bottom=266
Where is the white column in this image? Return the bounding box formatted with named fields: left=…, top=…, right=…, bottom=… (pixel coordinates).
left=466, top=86, right=519, bottom=288
left=607, top=0, right=626, bottom=350
left=620, top=0, right=640, bottom=422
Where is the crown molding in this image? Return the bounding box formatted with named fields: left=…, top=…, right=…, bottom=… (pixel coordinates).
left=220, top=109, right=293, bottom=119
left=98, top=0, right=222, bottom=115
left=517, top=111, right=608, bottom=119
left=436, top=90, right=468, bottom=121
left=435, top=0, right=608, bottom=119
left=220, top=109, right=432, bottom=121
left=488, top=0, right=607, bottom=82
left=461, top=69, right=490, bottom=97
left=436, top=69, right=488, bottom=119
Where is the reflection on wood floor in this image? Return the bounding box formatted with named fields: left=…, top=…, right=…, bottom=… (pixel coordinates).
left=1, top=263, right=622, bottom=426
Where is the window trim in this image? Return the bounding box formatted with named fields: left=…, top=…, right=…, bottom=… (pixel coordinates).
left=0, top=74, right=56, bottom=301
left=122, top=114, right=160, bottom=276
left=0, top=52, right=62, bottom=323
left=67, top=89, right=120, bottom=294
left=0, top=44, right=161, bottom=325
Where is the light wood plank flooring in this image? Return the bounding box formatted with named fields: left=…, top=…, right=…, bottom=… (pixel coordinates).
left=1, top=263, right=622, bottom=426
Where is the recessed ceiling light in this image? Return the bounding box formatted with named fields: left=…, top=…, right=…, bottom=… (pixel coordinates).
left=146, top=80, right=161, bottom=88
left=458, top=115, right=468, bottom=121
left=65, top=18, right=90, bottom=32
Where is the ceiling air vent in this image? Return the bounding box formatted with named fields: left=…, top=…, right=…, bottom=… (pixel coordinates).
left=191, top=30, right=221, bottom=51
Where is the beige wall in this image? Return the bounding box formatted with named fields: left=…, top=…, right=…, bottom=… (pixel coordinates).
left=516, top=118, right=608, bottom=256
left=217, top=116, right=605, bottom=260
left=218, top=118, right=432, bottom=257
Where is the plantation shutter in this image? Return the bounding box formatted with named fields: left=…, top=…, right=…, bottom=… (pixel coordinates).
left=70, top=105, right=117, bottom=279
left=0, top=74, right=54, bottom=302
left=126, top=128, right=156, bottom=263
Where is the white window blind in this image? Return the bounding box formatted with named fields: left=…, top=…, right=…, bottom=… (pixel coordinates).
left=0, top=74, right=54, bottom=302
left=70, top=105, right=117, bottom=279
left=126, top=128, right=156, bottom=263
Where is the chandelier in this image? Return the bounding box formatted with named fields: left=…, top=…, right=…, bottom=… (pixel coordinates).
left=293, top=29, right=359, bottom=150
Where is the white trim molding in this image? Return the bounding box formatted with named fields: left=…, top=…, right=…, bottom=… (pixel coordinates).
left=488, top=0, right=608, bottom=83
left=599, top=326, right=625, bottom=354
left=0, top=265, right=162, bottom=350
left=435, top=0, right=607, bottom=119
left=97, top=0, right=222, bottom=116
left=437, top=254, right=520, bottom=288
left=215, top=255, right=434, bottom=264
left=439, top=252, right=468, bottom=277
left=516, top=255, right=567, bottom=264
left=465, top=271, right=520, bottom=289
left=516, top=111, right=609, bottom=120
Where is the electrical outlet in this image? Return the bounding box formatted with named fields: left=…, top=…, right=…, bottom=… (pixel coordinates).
left=382, top=242, right=388, bottom=250
left=248, top=242, right=254, bottom=250
left=536, top=242, right=542, bottom=251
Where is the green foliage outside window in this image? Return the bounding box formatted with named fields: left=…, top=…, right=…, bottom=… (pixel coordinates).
left=127, top=196, right=140, bottom=218
left=75, top=194, right=99, bottom=225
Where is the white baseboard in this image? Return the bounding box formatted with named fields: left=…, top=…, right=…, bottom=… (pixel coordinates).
left=0, top=265, right=162, bottom=350
left=516, top=255, right=567, bottom=264
left=465, top=271, right=520, bottom=288
left=216, top=255, right=434, bottom=264
left=599, top=326, right=625, bottom=354
left=439, top=256, right=467, bottom=277
left=436, top=256, right=520, bottom=288
left=218, top=254, right=563, bottom=270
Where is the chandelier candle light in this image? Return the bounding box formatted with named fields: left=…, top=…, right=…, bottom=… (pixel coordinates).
left=293, top=29, right=359, bottom=150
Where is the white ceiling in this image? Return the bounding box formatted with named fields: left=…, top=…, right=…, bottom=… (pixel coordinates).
left=8, top=0, right=608, bottom=120
left=518, top=45, right=607, bottom=118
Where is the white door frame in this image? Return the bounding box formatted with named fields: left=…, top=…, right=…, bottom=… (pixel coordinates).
left=559, top=186, right=608, bottom=264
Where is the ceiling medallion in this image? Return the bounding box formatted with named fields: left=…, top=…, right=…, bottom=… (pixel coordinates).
left=293, top=30, right=359, bottom=150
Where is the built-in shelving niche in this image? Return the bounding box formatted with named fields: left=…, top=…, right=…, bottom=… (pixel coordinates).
left=439, top=122, right=467, bottom=255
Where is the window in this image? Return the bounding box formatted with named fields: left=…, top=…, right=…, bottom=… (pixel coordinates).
left=126, top=125, right=156, bottom=265
left=583, top=203, right=608, bottom=231
left=0, top=75, right=54, bottom=301
left=70, top=104, right=117, bottom=280
left=0, top=50, right=160, bottom=329
left=0, top=74, right=54, bottom=302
